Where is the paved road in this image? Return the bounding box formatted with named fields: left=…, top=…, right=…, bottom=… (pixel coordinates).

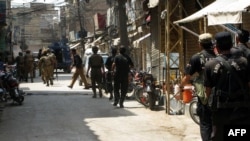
left=0, top=72, right=201, bottom=141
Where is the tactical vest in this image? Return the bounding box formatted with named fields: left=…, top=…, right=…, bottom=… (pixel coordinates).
left=193, top=52, right=215, bottom=105
left=210, top=56, right=250, bottom=110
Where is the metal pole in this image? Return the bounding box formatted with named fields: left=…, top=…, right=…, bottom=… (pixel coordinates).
left=76, top=0, right=85, bottom=54
left=118, top=0, right=129, bottom=53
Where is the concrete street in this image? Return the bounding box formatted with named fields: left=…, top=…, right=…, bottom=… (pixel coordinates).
left=0, top=71, right=201, bottom=141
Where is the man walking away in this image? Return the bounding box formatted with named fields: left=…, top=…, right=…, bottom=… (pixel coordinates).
left=112, top=45, right=134, bottom=108
left=15, top=52, right=25, bottom=81
left=86, top=46, right=104, bottom=98
left=105, top=47, right=117, bottom=100
left=180, top=33, right=215, bottom=141
left=68, top=48, right=89, bottom=89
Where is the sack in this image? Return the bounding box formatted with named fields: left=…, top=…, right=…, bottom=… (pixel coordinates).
left=193, top=76, right=207, bottom=105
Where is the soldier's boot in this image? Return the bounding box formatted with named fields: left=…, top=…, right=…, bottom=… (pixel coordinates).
left=99, top=89, right=103, bottom=98
left=46, top=81, right=49, bottom=87
left=50, top=79, right=53, bottom=85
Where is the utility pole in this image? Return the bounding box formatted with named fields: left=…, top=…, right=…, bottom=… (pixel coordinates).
left=76, top=0, right=85, bottom=55
left=118, top=0, right=129, bottom=53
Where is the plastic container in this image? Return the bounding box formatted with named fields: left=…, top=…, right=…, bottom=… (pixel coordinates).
left=182, top=86, right=193, bottom=103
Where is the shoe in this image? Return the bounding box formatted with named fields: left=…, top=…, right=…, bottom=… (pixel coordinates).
left=68, top=86, right=72, bottom=89
left=120, top=104, right=124, bottom=108
left=113, top=102, right=118, bottom=106
left=92, top=95, right=97, bottom=98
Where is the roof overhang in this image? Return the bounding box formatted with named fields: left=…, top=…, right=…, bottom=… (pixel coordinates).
left=148, top=0, right=159, bottom=8
left=174, top=0, right=250, bottom=26
left=70, top=42, right=81, bottom=49
left=133, top=33, right=151, bottom=48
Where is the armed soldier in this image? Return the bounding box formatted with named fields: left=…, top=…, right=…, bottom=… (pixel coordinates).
left=24, top=50, right=34, bottom=83
left=46, top=49, right=57, bottom=80
left=38, top=48, right=54, bottom=86
left=204, top=32, right=250, bottom=141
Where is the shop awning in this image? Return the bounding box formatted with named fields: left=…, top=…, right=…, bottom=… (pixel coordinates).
left=70, top=42, right=81, bottom=49
left=113, top=38, right=120, bottom=46
left=128, top=32, right=138, bottom=38
left=174, top=0, right=250, bottom=26
left=148, top=0, right=159, bottom=8
left=133, top=33, right=151, bottom=48
left=93, top=36, right=103, bottom=45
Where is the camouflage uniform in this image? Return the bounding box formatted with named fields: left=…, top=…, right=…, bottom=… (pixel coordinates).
left=39, top=54, right=53, bottom=86
left=47, top=49, right=57, bottom=80
left=15, top=52, right=25, bottom=81
left=24, top=50, right=34, bottom=82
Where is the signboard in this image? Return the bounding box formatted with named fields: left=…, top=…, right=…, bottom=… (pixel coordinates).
left=170, top=53, right=179, bottom=69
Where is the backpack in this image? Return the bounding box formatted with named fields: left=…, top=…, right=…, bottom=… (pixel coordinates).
left=208, top=56, right=250, bottom=111
left=193, top=52, right=212, bottom=105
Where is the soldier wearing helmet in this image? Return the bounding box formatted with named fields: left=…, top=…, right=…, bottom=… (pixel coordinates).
left=87, top=46, right=105, bottom=98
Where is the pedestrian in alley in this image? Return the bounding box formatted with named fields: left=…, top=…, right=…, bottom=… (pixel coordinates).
left=180, top=33, right=215, bottom=141
left=68, top=48, right=90, bottom=89
left=86, top=46, right=105, bottom=98
left=37, top=48, right=42, bottom=76
left=15, top=52, right=25, bottom=81
left=105, top=46, right=117, bottom=100
left=112, top=45, right=134, bottom=108
left=38, top=48, right=54, bottom=86
left=24, top=50, right=34, bottom=83
left=204, top=31, right=250, bottom=141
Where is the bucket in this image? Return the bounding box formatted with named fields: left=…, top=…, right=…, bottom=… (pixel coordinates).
left=182, top=86, right=193, bottom=103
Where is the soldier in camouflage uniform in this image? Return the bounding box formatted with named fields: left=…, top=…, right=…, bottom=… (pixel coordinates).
left=38, top=49, right=47, bottom=84
left=38, top=49, right=54, bottom=86
left=46, top=49, right=57, bottom=80
left=24, top=50, right=34, bottom=83
left=15, top=52, right=25, bottom=81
